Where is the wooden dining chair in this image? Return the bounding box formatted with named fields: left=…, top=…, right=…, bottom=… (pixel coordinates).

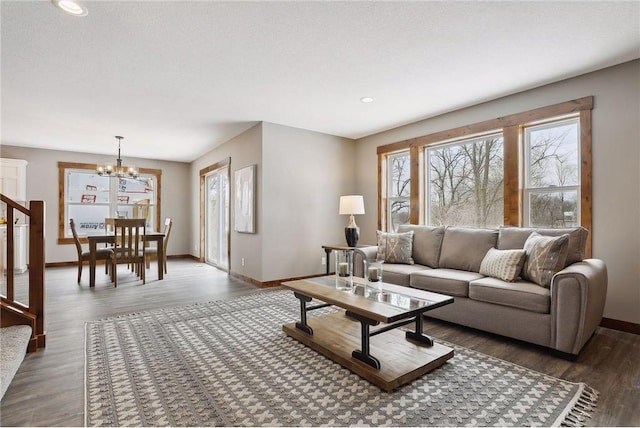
left=112, top=218, right=146, bottom=287
left=145, top=218, right=172, bottom=274
left=70, top=218, right=114, bottom=284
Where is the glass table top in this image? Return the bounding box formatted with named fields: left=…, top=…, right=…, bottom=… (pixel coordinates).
left=307, top=275, right=444, bottom=311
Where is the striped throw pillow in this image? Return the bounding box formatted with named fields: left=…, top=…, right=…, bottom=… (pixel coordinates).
left=479, top=248, right=526, bottom=282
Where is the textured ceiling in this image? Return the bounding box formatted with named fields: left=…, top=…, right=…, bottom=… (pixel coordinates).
left=2, top=1, right=639, bottom=162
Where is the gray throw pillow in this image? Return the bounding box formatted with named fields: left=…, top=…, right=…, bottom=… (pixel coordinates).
left=376, top=230, right=414, bottom=265
left=522, top=232, right=570, bottom=287
left=479, top=248, right=526, bottom=282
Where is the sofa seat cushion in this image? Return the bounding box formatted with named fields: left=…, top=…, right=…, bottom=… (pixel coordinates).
left=410, top=268, right=484, bottom=297
left=382, top=264, right=431, bottom=287
left=469, top=277, right=550, bottom=314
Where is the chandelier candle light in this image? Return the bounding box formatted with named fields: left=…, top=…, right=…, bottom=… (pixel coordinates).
left=97, top=136, right=138, bottom=178
left=339, top=195, right=365, bottom=247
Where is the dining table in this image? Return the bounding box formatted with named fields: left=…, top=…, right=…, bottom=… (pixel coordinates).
left=88, top=231, right=165, bottom=287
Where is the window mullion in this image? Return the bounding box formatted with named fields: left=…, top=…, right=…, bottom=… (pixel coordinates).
left=503, top=125, right=520, bottom=226
left=409, top=146, right=420, bottom=225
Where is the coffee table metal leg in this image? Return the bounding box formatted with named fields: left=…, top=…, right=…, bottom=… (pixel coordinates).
left=294, top=292, right=314, bottom=335
left=347, top=311, right=381, bottom=369
left=406, top=315, right=434, bottom=346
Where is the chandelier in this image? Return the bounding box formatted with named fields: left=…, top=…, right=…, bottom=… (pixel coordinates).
left=96, top=136, right=138, bottom=178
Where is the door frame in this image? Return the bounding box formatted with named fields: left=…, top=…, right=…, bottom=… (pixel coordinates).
left=199, top=157, right=231, bottom=270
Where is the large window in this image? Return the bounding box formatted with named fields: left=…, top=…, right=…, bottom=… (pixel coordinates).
left=378, top=96, right=592, bottom=255
left=426, top=134, right=504, bottom=227
left=58, top=162, right=161, bottom=244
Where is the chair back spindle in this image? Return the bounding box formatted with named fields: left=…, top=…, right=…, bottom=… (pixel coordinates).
left=113, top=218, right=146, bottom=286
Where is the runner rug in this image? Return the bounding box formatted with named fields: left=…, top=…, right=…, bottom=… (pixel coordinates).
left=85, top=289, right=597, bottom=427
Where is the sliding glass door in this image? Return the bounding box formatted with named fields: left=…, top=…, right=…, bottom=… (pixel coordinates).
left=205, top=166, right=229, bottom=270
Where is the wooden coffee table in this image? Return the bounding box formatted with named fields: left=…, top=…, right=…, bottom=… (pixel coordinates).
left=281, top=275, right=454, bottom=392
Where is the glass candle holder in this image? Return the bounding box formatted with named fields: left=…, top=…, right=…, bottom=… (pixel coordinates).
left=335, top=250, right=353, bottom=291
left=365, top=259, right=384, bottom=291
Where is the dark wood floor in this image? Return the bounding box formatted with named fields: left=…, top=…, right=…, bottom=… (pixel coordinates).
left=1, top=260, right=638, bottom=426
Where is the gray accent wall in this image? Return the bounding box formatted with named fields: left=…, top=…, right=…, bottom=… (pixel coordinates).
left=261, top=122, right=356, bottom=281
left=190, top=122, right=356, bottom=282
left=0, top=145, right=191, bottom=263
left=354, top=59, right=640, bottom=324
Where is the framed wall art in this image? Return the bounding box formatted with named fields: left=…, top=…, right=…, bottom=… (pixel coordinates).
left=234, top=164, right=256, bottom=233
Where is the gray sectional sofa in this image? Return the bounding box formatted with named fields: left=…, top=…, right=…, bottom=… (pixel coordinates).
left=353, top=225, right=608, bottom=356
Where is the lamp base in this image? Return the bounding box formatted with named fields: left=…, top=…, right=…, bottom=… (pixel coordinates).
left=345, top=226, right=360, bottom=248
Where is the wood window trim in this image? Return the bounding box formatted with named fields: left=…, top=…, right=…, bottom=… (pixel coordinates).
left=502, top=125, right=521, bottom=227
left=57, top=161, right=162, bottom=245
left=579, top=109, right=593, bottom=257
left=377, top=154, right=384, bottom=231
left=377, top=96, right=593, bottom=257
left=378, top=96, right=593, bottom=155
left=199, top=157, right=231, bottom=264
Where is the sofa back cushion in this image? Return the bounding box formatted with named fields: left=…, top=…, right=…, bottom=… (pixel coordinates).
left=439, top=227, right=498, bottom=272
left=498, top=226, right=588, bottom=267
left=397, top=224, right=445, bottom=268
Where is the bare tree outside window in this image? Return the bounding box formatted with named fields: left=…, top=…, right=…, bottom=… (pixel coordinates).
left=427, top=135, right=504, bottom=228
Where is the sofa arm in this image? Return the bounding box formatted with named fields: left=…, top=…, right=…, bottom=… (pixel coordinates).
left=550, top=259, right=608, bottom=355
left=353, top=247, right=379, bottom=277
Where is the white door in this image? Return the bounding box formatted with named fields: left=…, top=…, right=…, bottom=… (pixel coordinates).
left=205, top=167, right=229, bottom=270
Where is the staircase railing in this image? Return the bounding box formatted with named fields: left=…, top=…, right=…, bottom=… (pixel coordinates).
left=1, top=194, right=46, bottom=351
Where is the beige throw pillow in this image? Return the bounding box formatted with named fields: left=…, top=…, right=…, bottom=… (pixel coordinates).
left=376, top=230, right=414, bottom=264
left=479, top=248, right=526, bottom=282
left=522, top=232, right=570, bottom=287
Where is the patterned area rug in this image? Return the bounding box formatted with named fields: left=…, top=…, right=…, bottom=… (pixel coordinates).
left=85, top=289, right=597, bottom=427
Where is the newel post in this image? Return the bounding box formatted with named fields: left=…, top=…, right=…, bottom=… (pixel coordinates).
left=28, top=200, right=46, bottom=349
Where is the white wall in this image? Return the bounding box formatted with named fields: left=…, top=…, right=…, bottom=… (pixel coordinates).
left=261, top=122, right=356, bottom=281
left=0, top=145, right=191, bottom=263
left=354, top=59, right=640, bottom=324
left=189, top=123, right=264, bottom=280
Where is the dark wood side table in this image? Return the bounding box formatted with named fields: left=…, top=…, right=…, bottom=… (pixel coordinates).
left=321, top=244, right=373, bottom=275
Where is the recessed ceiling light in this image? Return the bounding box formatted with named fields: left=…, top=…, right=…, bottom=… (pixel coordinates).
left=360, top=97, right=374, bottom=103
left=52, top=0, right=88, bottom=16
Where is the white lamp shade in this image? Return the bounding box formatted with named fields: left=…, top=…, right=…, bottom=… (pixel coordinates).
left=339, top=195, right=365, bottom=215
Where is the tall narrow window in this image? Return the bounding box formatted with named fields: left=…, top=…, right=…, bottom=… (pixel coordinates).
left=426, top=134, right=504, bottom=227
left=387, top=151, right=411, bottom=231
left=524, top=117, right=580, bottom=228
